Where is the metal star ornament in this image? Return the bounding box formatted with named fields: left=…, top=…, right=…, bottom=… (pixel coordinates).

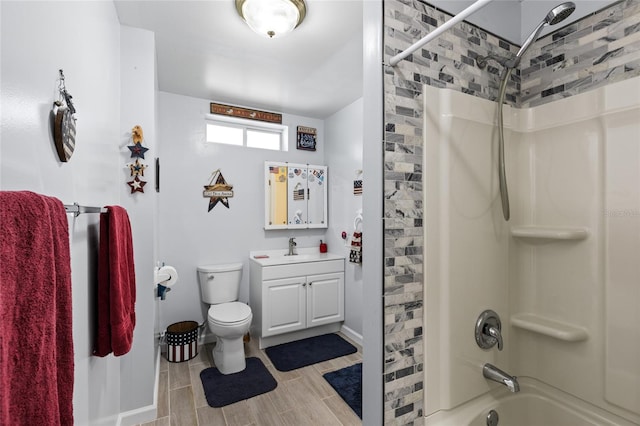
left=128, top=144, right=149, bottom=159
left=128, top=159, right=148, bottom=177
left=127, top=176, right=147, bottom=193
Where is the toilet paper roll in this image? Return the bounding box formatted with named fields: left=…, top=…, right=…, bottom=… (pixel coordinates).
left=156, top=265, right=179, bottom=287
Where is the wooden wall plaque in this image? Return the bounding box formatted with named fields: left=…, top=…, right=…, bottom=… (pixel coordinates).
left=210, top=103, right=282, bottom=124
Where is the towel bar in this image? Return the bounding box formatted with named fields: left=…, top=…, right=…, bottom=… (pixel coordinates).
left=64, top=203, right=106, bottom=217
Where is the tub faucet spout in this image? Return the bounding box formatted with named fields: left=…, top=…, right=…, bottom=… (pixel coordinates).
left=483, top=363, right=520, bottom=392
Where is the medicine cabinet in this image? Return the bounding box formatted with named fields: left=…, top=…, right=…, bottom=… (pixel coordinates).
left=264, top=161, right=327, bottom=230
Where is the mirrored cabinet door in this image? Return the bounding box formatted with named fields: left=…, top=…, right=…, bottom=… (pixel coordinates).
left=264, top=161, right=328, bottom=230
left=287, top=163, right=308, bottom=227
left=307, top=166, right=327, bottom=228
left=265, top=163, right=288, bottom=229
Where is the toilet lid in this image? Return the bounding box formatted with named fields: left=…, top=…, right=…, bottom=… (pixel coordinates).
left=208, top=302, right=251, bottom=324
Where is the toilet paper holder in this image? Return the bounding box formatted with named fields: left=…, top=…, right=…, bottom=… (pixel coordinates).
left=155, top=264, right=179, bottom=300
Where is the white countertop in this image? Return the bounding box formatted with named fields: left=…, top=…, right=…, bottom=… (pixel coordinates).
left=249, top=248, right=344, bottom=267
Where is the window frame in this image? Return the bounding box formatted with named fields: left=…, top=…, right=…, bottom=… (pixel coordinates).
left=205, top=114, right=288, bottom=151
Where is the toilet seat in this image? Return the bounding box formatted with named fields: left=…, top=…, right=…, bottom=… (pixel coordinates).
left=208, top=302, right=251, bottom=326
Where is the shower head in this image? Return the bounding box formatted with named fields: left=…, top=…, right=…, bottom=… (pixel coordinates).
left=508, top=2, right=576, bottom=68
left=545, top=2, right=576, bottom=25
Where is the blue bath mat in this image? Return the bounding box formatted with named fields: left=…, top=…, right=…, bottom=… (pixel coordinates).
left=265, top=333, right=357, bottom=372
left=323, top=363, right=362, bottom=418
left=200, top=357, right=277, bottom=407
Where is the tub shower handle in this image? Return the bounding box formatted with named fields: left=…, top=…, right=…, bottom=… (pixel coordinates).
left=485, top=325, right=503, bottom=351
left=475, top=310, right=503, bottom=351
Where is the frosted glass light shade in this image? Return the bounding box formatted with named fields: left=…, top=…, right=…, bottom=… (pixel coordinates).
left=236, top=0, right=306, bottom=38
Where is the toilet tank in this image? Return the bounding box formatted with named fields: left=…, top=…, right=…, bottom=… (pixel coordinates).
left=197, top=263, right=243, bottom=304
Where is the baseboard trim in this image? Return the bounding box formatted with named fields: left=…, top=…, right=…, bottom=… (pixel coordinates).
left=340, top=324, right=363, bottom=347
left=115, top=350, right=160, bottom=426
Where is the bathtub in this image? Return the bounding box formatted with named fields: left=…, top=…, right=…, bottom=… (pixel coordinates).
left=425, top=378, right=637, bottom=426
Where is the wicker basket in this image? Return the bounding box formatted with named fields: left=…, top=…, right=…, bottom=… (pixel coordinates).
left=166, top=321, right=199, bottom=363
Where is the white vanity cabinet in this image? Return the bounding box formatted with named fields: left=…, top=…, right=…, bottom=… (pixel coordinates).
left=249, top=253, right=345, bottom=348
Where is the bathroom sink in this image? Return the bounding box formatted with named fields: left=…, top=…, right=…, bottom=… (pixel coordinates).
left=250, top=249, right=344, bottom=266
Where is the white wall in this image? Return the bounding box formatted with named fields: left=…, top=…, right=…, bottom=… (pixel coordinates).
left=157, top=91, right=328, bottom=332
left=361, top=0, right=385, bottom=423
left=1, top=4, right=159, bottom=425
left=1, top=2, right=122, bottom=425
left=118, top=25, right=158, bottom=420
left=325, top=98, right=364, bottom=340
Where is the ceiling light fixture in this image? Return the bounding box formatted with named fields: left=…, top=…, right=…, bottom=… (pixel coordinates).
left=235, top=0, right=306, bottom=39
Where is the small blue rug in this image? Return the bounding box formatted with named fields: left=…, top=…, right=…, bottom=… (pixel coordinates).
left=265, top=333, right=357, bottom=372
left=323, top=363, right=362, bottom=418
left=200, top=357, right=277, bottom=407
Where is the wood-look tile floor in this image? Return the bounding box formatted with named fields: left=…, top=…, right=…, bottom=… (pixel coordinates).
left=138, top=333, right=362, bottom=426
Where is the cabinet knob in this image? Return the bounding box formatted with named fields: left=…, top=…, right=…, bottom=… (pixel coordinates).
left=303, top=283, right=306, bottom=287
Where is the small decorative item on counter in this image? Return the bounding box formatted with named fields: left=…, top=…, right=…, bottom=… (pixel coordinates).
left=319, top=240, right=328, bottom=253
left=203, top=169, right=234, bottom=211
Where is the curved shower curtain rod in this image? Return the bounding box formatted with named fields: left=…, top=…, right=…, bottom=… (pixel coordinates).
left=389, top=0, right=495, bottom=66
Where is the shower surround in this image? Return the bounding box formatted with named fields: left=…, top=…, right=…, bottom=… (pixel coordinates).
left=423, top=76, right=640, bottom=425
left=383, top=0, right=640, bottom=424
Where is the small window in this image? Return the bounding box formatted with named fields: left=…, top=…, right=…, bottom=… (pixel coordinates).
left=206, top=123, right=243, bottom=146
left=206, top=115, right=287, bottom=151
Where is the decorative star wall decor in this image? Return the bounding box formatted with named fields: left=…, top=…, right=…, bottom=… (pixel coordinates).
left=202, top=169, right=234, bottom=211
left=127, top=176, right=147, bottom=193
left=128, top=159, right=148, bottom=177
left=125, top=125, right=148, bottom=195
left=127, top=143, right=149, bottom=159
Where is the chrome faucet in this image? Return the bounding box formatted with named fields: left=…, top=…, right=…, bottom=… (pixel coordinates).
left=485, top=324, right=503, bottom=351
left=475, top=310, right=503, bottom=351
left=287, top=237, right=297, bottom=256
left=483, top=363, right=520, bottom=392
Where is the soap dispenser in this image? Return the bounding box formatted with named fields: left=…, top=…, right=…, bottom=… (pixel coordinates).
left=319, top=240, right=328, bottom=253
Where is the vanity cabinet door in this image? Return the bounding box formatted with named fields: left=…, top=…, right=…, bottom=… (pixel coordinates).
left=306, top=272, right=344, bottom=328
left=262, top=276, right=306, bottom=337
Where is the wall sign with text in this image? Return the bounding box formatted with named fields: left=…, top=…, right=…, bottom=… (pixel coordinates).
left=296, top=126, right=317, bottom=151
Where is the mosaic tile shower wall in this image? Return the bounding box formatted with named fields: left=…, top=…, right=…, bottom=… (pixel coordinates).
left=382, top=0, right=640, bottom=424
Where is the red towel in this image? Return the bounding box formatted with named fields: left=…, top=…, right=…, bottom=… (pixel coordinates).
left=93, top=206, right=136, bottom=357
left=0, top=191, right=74, bottom=425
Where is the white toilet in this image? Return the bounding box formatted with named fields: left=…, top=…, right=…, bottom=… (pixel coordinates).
left=197, top=263, right=252, bottom=375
